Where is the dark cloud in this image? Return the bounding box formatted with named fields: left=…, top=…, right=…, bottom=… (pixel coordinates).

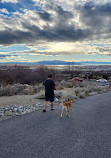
left=0, top=2, right=111, bottom=45
left=22, top=18, right=90, bottom=42
left=0, top=29, right=34, bottom=45
left=97, top=3, right=111, bottom=15
left=38, top=12, right=51, bottom=21
left=56, top=5, right=73, bottom=19
left=0, top=4, right=91, bottom=45
left=98, top=47, right=111, bottom=53
left=80, top=2, right=111, bottom=33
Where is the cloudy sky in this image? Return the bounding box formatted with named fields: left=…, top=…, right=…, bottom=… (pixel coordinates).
left=0, top=0, right=111, bottom=64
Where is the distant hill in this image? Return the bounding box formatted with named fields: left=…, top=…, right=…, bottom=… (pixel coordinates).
left=0, top=60, right=111, bottom=65
left=37, top=60, right=80, bottom=65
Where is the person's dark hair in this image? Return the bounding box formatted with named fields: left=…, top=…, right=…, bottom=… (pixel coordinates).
left=48, top=74, right=52, bottom=78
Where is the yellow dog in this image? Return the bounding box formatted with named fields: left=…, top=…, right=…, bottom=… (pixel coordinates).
left=60, top=98, right=72, bottom=118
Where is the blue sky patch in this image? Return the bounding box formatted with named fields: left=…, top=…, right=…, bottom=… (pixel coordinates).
left=0, top=45, right=30, bottom=52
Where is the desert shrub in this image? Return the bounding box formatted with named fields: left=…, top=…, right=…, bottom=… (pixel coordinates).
left=56, top=84, right=65, bottom=90
left=101, top=87, right=109, bottom=93
left=86, top=85, right=93, bottom=93
left=60, top=80, right=66, bottom=84
left=22, top=86, right=35, bottom=95
left=0, top=84, right=35, bottom=96
left=78, top=92, right=86, bottom=99
left=92, top=86, right=102, bottom=92
left=56, top=80, right=73, bottom=90
left=3, top=85, right=16, bottom=96
left=0, top=87, right=5, bottom=96
left=66, top=82, right=73, bottom=88
left=60, top=88, right=78, bottom=101
left=84, top=89, right=90, bottom=96
left=54, top=90, right=62, bottom=98
left=36, top=90, right=45, bottom=99
left=74, top=87, right=81, bottom=96
left=79, top=82, right=86, bottom=88
left=37, top=83, right=44, bottom=91
left=89, top=92, right=98, bottom=96
left=33, top=84, right=41, bottom=93
left=13, top=84, right=29, bottom=93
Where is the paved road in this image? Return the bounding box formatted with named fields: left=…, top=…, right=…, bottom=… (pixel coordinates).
left=0, top=92, right=111, bottom=158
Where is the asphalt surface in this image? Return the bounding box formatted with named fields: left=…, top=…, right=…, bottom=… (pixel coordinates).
left=0, top=91, right=111, bottom=158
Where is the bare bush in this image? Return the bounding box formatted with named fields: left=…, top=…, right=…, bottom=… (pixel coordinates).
left=56, top=84, right=65, bottom=90
left=78, top=92, right=86, bottom=98
left=36, top=90, right=45, bottom=99
left=0, top=65, right=58, bottom=86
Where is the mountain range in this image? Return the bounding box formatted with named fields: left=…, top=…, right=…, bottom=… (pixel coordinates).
left=0, top=60, right=111, bottom=65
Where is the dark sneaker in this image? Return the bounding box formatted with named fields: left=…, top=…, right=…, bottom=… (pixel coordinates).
left=43, top=109, right=46, bottom=112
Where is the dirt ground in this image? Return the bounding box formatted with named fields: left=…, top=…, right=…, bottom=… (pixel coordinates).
left=0, top=94, right=43, bottom=107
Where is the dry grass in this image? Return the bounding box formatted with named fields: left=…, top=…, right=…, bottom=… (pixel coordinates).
left=0, top=94, right=43, bottom=107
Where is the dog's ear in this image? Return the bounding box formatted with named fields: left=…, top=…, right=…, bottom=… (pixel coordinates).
left=67, top=98, right=70, bottom=101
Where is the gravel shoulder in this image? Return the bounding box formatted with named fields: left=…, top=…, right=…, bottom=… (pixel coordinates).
left=0, top=94, right=44, bottom=121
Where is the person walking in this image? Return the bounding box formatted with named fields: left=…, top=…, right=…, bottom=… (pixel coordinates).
left=43, top=74, right=56, bottom=112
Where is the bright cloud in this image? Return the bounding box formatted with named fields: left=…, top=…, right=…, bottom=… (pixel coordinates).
left=0, top=8, right=9, bottom=14
left=1, top=0, right=18, bottom=3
